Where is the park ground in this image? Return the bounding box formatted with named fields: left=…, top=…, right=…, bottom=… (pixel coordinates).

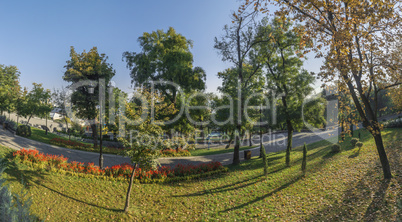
left=0, top=128, right=401, bottom=221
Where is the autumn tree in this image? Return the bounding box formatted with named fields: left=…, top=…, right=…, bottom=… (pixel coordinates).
left=241, top=0, right=402, bottom=178
left=63, top=46, right=115, bottom=150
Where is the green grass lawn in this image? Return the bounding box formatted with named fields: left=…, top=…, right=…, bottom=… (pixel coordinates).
left=1, top=128, right=401, bottom=221
left=30, top=128, right=93, bottom=147
left=28, top=128, right=126, bottom=155
left=190, top=145, right=254, bottom=156
left=29, top=127, right=253, bottom=157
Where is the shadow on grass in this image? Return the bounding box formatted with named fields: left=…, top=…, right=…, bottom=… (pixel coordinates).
left=2, top=150, right=123, bottom=213
left=172, top=174, right=264, bottom=197
left=37, top=183, right=123, bottom=212
left=348, top=149, right=361, bottom=159
left=363, top=179, right=391, bottom=221
left=2, top=153, right=47, bottom=189
left=305, top=133, right=402, bottom=222
left=219, top=175, right=303, bottom=213
left=305, top=172, right=391, bottom=221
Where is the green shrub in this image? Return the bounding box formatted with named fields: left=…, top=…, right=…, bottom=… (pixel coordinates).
left=0, top=160, right=38, bottom=221
left=16, top=125, right=31, bottom=137
left=351, top=138, right=359, bottom=147
left=5, top=119, right=17, bottom=131
left=331, top=144, right=341, bottom=153
left=383, top=117, right=402, bottom=128
left=0, top=115, right=6, bottom=124
left=356, top=142, right=363, bottom=149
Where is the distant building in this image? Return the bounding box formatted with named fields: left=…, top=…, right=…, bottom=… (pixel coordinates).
left=49, top=108, right=64, bottom=120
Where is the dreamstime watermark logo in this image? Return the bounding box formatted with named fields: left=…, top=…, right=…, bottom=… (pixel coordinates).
left=64, top=79, right=339, bottom=148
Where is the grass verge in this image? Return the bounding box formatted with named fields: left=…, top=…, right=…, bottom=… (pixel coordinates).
left=0, top=128, right=400, bottom=221
left=27, top=128, right=190, bottom=157
left=190, top=145, right=254, bottom=156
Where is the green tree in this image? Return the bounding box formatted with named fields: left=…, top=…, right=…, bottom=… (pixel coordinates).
left=18, top=83, right=52, bottom=125
left=118, top=88, right=176, bottom=212
left=63, top=46, right=116, bottom=150
left=52, top=87, right=72, bottom=139
left=0, top=65, right=21, bottom=115
left=106, top=86, right=128, bottom=139
left=210, top=94, right=236, bottom=148
left=123, top=27, right=206, bottom=105
left=214, top=11, right=267, bottom=164
left=255, top=17, right=318, bottom=167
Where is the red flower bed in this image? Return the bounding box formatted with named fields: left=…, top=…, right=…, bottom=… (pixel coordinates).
left=13, top=148, right=68, bottom=167
left=12, top=149, right=225, bottom=182
left=50, top=138, right=92, bottom=149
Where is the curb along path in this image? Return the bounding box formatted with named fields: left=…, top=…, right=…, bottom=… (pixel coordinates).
left=0, top=127, right=340, bottom=168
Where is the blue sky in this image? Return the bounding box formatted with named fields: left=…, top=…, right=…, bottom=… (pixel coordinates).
left=0, top=0, right=322, bottom=93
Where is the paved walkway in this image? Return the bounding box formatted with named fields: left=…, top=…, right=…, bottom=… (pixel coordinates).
left=0, top=126, right=338, bottom=167
left=1, top=113, right=399, bottom=167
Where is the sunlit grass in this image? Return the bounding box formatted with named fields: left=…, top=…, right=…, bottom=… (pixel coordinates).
left=1, top=128, right=400, bottom=221
left=190, top=145, right=254, bottom=156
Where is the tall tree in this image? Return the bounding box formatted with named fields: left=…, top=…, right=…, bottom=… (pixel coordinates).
left=255, top=17, right=318, bottom=167
left=215, top=11, right=266, bottom=165
left=241, top=0, right=402, bottom=178
left=18, top=83, right=52, bottom=124
left=118, top=88, right=176, bottom=212
left=123, top=27, right=206, bottom=105
left=0, top=65, right=21, bottom=115
left=63, top=46, right=115, bottom=150
left=52, top=87, right=72, bottom=139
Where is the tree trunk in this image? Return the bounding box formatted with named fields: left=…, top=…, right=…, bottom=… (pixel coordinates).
left=91, top=124, right=98, bottom=149
left=285, top=124, right=293, bottom=167
left=27, top=114, right=33, bottom=124
left=225, top=131, right=234, bottom=149
left=260, top=127, right=268, bottom=175
left=373, top=132, right=392, bottom=179
left=350, top=123, right=354, bottom=137
left=200, top=125, right=204, bottom=141
left=65, top=120, right=70, bottom=140
left=124, top=163, right=137, bottom=212
left=249, top=132, right=252, bottom=147
left=233, top=126, right=241, bottom=165
left=301, top=143, right=307, bottom=175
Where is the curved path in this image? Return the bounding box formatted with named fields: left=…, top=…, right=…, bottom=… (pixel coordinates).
left=0, top=127, right=338, bottom=167
left=0, top=113, right=399, bottom=167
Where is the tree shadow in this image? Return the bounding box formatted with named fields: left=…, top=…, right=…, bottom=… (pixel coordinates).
left=363, top=179, right=391, bottom=221
left=348, top=149, right=360, bottom=159
left=171, top=174, right=263, bottom=197
left=37, top=183, right=123, bottom=212
left=218, top=175, right=303, bottom=213
left=2, top=154, right=47, bottom=190
left=322, top=150, right=338, bottom=159
left=2, top=152, right=122, bottom=213
left=304, top=171, right=392, bottom=221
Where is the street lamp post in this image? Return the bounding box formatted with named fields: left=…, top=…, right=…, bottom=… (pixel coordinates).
left=88, top=83, right=103, bottom=169
left=260, top=103, right=268, bottom=175
left=99, top=102, right=104, bottom=169
left=45, top=99, right=49, bottom=135
left=259, top=104, right=263, bottom=158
